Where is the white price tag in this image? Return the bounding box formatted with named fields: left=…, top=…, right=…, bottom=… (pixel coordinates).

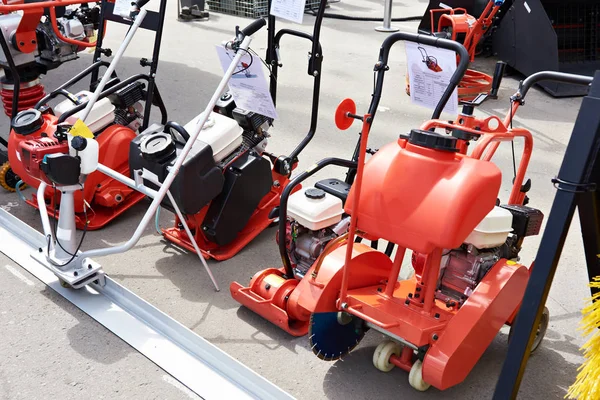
left=113, top=0, right=132, bottom=18
left=270, top=0, right=307, bottom=24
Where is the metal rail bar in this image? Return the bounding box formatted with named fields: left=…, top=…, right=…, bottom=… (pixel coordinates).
left=0, top=208, right=294, bottom=400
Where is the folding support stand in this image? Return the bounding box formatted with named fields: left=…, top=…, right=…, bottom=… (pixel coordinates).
left=493, top=70, right=600, bottom=398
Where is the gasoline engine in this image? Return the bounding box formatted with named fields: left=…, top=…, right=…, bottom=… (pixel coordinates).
left=129, top=94, right=277, bottom=248
left=282, top=188, right=350, bottom=278
left=415, top=205, right=544, bottom=308
left=0, top=4, right=100, bottom=116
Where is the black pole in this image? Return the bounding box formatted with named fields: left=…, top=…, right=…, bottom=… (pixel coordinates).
left=91, top=0, right=110, bottom=85
left=141, top=0, right=168, bottom=130
left=493, top=71, right=600, bottom=399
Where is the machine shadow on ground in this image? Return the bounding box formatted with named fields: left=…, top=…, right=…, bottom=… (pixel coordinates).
left=321, top=331, right=577, bottom=400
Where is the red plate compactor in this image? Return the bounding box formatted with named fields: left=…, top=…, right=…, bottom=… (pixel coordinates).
left=407, top=0, right=506, bottom=101
left=6, top=0, right=168, bottom=230
left=232, top=32, right=549, bottom=391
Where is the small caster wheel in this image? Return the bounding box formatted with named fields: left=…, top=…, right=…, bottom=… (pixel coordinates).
left=59, top=279, right=72, bottom=289
left=373, top=340, right=402, bottom=372
left=0, top=161, right=23, bottom=193
left=408, top=359, right=431, bottom=392
left=508, top=306, right=549, bottom=355
left=268, top=217, right=280, bottom=228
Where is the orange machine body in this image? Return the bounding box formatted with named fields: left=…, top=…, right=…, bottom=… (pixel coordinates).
left=8, top=113, right=143, bottom=230
left=231, top=97, right=538, bottom=390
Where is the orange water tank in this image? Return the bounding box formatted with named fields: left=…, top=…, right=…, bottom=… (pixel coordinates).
left=345, top=130, right=502, bottom=254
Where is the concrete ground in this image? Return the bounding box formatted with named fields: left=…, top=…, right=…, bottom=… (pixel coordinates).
left=0, top=0, right=593, bottom=398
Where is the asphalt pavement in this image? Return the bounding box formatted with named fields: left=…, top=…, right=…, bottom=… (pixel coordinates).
left=0, top=0, right=593, bottom=398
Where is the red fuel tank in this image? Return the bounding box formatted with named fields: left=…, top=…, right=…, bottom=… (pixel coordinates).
left=345, top=131, right=502, bottom=254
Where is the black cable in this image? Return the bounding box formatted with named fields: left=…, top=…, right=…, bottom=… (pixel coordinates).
left=249, top=47, right=277, bottom=84
left=232, top=47, right=254, bottom=76
left=48, top=185, right=89, bottom=268
left=509, top=99, right=517, bottom=179
left=305, top=7, right=422, bottom=22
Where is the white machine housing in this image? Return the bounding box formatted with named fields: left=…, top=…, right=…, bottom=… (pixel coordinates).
left=0, top=14, right=35, bottom=66
left=54, top=90, right=116, bottom=133
left=464, top=206, right=514, bottom=249
left=184, top=111, right=243, bottom=163
left=288, top=188, right=344, bottom=231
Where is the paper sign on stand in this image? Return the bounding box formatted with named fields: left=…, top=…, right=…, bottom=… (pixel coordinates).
left=215, top=46, right=278, bottom=120
left=405, top=42, right=458, bottom=116
left=113, top=0, right=132, bottom=18
left=270, top=0, right=307, bottom=24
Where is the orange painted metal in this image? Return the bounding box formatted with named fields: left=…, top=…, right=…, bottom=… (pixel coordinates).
left=230, top=268, right=309, bottom=336
left=422, top=260, right=529, bottom=389
left=419, top=100, right=532, bottom=207
left=8, top=114, right=143, bottom=230
left=1, top=0, right=98, bottom=52
left=390, top=346, right=415, bottom=372
left=14, top=8, right=44, bottom=53
left=231, top=95, right=538, bottom=390
left=344, top=140, right=502, bottom=254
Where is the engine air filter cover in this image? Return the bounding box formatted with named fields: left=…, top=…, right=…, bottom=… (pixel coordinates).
left=408, top=129, right=458, bottom=152
left=12, top=109, right=43, bottom=135
left=140, top=132, right=175, bottom=162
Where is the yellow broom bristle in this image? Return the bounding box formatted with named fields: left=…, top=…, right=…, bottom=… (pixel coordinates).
left=566, top=276, right=600, bottom=400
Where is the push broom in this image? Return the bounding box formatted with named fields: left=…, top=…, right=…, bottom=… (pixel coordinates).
left=566, top=277, right=600, bottom=399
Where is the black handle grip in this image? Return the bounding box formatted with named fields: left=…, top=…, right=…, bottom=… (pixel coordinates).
left=519, top=71, right=593, bottom=100
left=489, top=61, right=506, bottom=99
left=164, top=121, right=190, bottom=143
left=241, top=18, right=266, bottom=37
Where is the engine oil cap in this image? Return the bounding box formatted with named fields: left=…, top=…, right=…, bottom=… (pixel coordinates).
left=12, top=109, right=43, bottom=135
left=140, top=132, right=176, bottom=161
left=305, top=188, right=326, bottom=200
left=407, top=129, right=458, bottom=152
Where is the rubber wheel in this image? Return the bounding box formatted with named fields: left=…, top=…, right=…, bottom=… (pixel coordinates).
left=508, top=306, right=550, bottom=355
left=0, top=161, right=22, bottom=192
left=408, top=359, right=431, bottom=392
left=372, top=340, right=402, bottom=372
left=59, top=279, right=72, bottom=289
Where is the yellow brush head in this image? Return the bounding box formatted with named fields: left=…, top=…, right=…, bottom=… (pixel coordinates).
left=566, top=276, right=600, bottom=399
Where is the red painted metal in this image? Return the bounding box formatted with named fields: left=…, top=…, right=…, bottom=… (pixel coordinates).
left=390, top=346, right=414, bottom=372
left=8, top=114, right=144, bottom=230
left=1, top=80, right=45, bottom=116
left=334, top=98, right=356, bottom=131
left=422, top=260, right=529, bottom=390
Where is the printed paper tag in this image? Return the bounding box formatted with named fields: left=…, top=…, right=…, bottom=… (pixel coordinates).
left=405, top=42, right=459, bottom=116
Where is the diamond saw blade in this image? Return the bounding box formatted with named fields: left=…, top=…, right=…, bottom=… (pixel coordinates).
left=308, top=312, right=366, bottom=361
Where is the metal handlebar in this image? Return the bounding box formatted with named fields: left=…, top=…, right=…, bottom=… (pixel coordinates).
left=369, top=33, right=470, bottom=121
left=240, top=18, right=266, bottom=38
left=517, top=71, right=593, bottom=101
